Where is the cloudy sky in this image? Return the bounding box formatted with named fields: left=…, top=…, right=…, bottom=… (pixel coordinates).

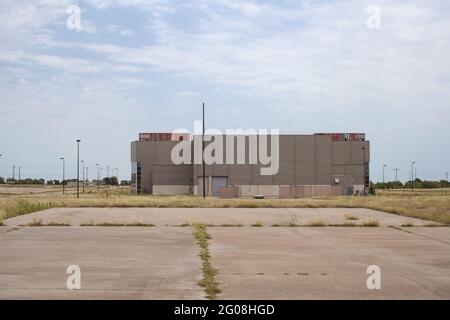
left=0, top=0, right=449, bottom=182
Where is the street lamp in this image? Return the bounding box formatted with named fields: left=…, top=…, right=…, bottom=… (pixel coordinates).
left=411, top=161, right=416, bottom=192
left=96, top=164, right=100, bottom=191
left=81, top=160, right=85, bottom=193
left=76, top=140, right=81, bottom=198
left=202, top=102, right=206, bottom=198
left=60, top=157, right=65, bottom=195
left=383, top=164, right=387, bottom=191
left=106, top=166, right=110, bottom=188
left=361, top=146, right=366, bottom=195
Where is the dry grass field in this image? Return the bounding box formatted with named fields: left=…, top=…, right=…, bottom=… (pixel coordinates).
left=0, top=186, right=449, bottom=225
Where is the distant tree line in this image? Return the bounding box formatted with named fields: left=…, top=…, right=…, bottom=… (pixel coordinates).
left=0, top=176, right=131, bottom=186
left=373, top=179, right=450, bottom=189
left=0, top=178, right=45, bottom=185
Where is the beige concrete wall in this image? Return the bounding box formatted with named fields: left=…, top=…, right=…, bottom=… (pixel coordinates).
left=153, top=185, right=192, bottom=196
left=279, top=186, right=295, bottom=199
left=236, top=185, right=280, bottom=198
left=353, top=184, right=364, bottom=195
left=219, top=186, right=239, bottom=199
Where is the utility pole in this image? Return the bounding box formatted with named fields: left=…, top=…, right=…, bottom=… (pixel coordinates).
left=96, top=164, right=100, bottom=191
left=86, top=166, right=88, bottom=187
left=202, top=102, right=206, bottom=198
left=361, top=147, right=366, bottom=195
left=394, top=168, right=399, bottom=181
left=415, top=167, right=418, bottom=181
left=382, top=164, right=387, bottom=190
left=115, top=168, right=118, bottom=187
left=106, top=166, right=110, bottom=188
left=81, top=160, right=85, bottom=193
left=60, top=157, right=65, bottom=195
left=76, top=139, right=81, bottom=198
left=12, top=165, right=15, bottom=182
left=411, top=161, right=415, bottom=192
left=18, top=166, right=21, bottom=182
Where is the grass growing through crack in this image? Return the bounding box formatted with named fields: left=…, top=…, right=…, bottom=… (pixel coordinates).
left=80, top=222, right=155, bottom=227
left=47, top=221, right=71, bottom=226
left=306, top=219, right=328, bottom=227
left=344, top=214, right=359, bottom=221
left=401, top=222, right=414, bottom=227
left=27, top=218, right=43, bottom=226
left=251, top=221, right=263, bottom=227
left=362, top=219, right=379, bottom=227
left=193, top=223, right=221, bottom=299
left=26, top=218, right=71, bottom=226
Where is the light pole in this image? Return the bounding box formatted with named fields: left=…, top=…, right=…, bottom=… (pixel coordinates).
left=106, top=166, right=110, bottom=188
left=96, top=164, right=100, bottom=191
left=411, top=161, right=415, bottom=192
left=18, top=166, right=21, bottom=182
left=86, top=166, right=88, bottom=187
left=202, top=102, right=206, bottom=198
left=76, top=139, right=81, bottom=198
left=361, top=146, right=366, bottom=195
left=60, top=157, right=65, bottom=195
left=394, top=168, right=399, bottom=181
left=81, top=160, right=85, bottom=193
left=415, top=167, right=418, bottom=181
left=382, top=164, right=387, bottom=190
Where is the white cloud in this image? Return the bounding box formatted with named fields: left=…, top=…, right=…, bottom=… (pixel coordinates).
left=83, top=0, right=174, bottom=15
left=177, top=90, right=200, bottom=96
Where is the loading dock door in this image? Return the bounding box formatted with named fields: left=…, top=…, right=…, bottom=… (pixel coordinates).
left=212, top=177, right=228, bottom=196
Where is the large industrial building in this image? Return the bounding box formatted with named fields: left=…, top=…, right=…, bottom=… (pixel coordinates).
left=131, top=132, right=370, bottom=198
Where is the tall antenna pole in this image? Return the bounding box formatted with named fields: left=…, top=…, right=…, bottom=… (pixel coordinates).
left=202, top=102, right=206, bottom=198
left=60, top=157, right=65, bottom=195
left=76, top=139, right=81, bottom=198
left=81, top=160, right=85, bottom=193
left=96, top=164, right=100, bottom=191
left=394, top=168, right=399, bottom=181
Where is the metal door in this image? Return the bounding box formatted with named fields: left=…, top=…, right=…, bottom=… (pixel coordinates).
left=212, top=177, right=228, bottom=196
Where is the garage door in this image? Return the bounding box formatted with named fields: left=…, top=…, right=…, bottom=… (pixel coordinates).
left=212, top=177, right=228, bottom=196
